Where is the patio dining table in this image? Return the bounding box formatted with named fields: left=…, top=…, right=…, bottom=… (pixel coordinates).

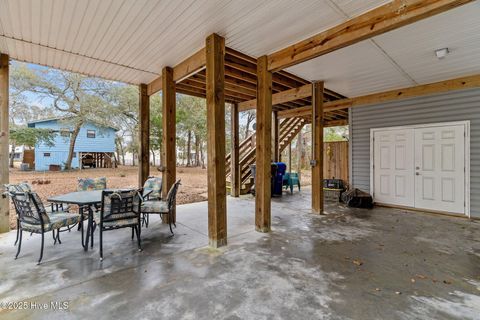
left=48, top=190, right=102, bottom=251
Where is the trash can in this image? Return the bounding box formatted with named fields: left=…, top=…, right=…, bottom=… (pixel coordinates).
left=250, top=163, right=279, bottom=196
left=273, top=162, right=286, bottom=196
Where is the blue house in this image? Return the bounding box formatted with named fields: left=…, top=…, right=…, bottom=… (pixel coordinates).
left=28, top=118, right=117, bottom=171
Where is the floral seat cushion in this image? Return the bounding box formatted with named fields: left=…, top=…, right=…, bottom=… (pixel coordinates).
left=21, top=212, right=80, bottom=233
left=77, top=177, right=107, bottom=191
left=141, top=200, right=169, bottom=213
left=143, top=177, right=162, bottom=200
left=93, top=211, right=139, bottom=227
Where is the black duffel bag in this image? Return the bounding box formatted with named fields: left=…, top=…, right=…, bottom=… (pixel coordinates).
left=341, top=188, right=373, bottom=209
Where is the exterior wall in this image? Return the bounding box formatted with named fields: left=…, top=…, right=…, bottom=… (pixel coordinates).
left=31, top=120, right=116, bottom=171
left=350, top=88, right=480, bottom=218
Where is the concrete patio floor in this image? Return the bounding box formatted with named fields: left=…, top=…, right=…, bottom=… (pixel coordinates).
left=0, top=188, right=479, bottom=320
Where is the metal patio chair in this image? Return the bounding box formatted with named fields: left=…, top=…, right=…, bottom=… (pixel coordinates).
left=10, top=191, right=80, bottom=264
left=140, top=176, right=162, bottom=228
left=141, top=180, right=181, bottom=234
left=3, top=183, right=70, bottom=246
left=93, top=189, right=142, bottom=261
left=76, top=177, right=107, bottom=230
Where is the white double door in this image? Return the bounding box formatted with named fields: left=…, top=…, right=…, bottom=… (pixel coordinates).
left=373, top=123, right=466, bottom=215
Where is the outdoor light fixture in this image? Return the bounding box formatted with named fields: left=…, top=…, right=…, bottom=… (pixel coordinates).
left=435, top=48, right=449, bottom=59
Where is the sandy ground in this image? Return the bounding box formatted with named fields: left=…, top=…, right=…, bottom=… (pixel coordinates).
left=7, top=165, right=312, bottom=229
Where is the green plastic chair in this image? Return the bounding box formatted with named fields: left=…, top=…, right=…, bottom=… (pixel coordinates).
left=283, top=172, right=301, bottom=194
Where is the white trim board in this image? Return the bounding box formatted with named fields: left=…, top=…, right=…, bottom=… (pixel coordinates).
left=369, top=120, right=471, bottom=218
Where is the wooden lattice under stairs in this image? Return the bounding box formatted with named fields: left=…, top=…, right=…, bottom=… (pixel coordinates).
left=226, top=117, right=306, bottom=195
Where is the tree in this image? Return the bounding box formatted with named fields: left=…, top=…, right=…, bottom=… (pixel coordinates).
left=240, top=110, right=255, bottom=140
left=9, top=128, right=56, bottom=148
left=11, top=63, right=120, bottom=170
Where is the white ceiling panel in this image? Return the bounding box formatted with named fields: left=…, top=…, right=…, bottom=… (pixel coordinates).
left=286, top=40, right=414, bottom=97
left=0, top=0, right=477, bottom=94
left=330, top=0, right=389, bottom=17
left=0, top=0, right=351, bottom=84
left=373, top=2, right=480, bottom=84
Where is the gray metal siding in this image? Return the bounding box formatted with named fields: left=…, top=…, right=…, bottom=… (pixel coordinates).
left=351, top=88, right=480, bottom=218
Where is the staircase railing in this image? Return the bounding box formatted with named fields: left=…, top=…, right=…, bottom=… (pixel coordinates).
left=226, top=117, right=306, bottom=189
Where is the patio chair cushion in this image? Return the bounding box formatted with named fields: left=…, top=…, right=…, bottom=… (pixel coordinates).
left=77, top=177, right=107, bottom=191
left=93, top=211, right=139, bottom=227
left=143, top=177, right=162, bottom=200
left=20, top=211, right=80, bottom=232
left=141, top=200, right=169, bottom=213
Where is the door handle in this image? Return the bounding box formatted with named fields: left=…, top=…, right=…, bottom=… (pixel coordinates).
left=416, top=172, right=420, bottom=176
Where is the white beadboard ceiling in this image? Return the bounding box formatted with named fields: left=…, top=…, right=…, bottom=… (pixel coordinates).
left=0, top=0, right=477, bottom=99
left=287, top=1, right=480, bottom=97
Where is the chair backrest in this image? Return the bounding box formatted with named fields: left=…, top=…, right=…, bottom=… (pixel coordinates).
left=77, top=177, right=107, bottom=191
left=100, top=189, right=141, bottom=221
left=143, top=176, right=162, bottom=199
left=11, top=191, right=49, bottom=226
left=166, top=180, right=181, bottom=211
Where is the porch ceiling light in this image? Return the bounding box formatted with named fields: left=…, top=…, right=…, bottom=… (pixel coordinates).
left=435, top=48, right=449, bottom=59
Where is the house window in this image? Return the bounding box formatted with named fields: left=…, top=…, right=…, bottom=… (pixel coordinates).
left=44, top=153, right=51, bottom=157
left=87, top=130, right=96, bottom=138
left=72, top=152, right=77, bottom=158
left=60, top=128, right=70, bottom=137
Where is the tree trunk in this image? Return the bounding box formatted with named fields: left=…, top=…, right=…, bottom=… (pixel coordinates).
left=194, top=134, right=200, bottom=166
left=200, top=142, right=205, bottom=169
left=297, top=130, right=302, bottom=180
left=64, top=121, right=82, bottom=170
left=186, top=130, right=192, bottom=166
left=151, top=149, right=156, bottom=166
left=9, top=140, right=16, bottom=168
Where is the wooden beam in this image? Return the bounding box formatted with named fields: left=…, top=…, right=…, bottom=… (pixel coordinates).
left=206, top=33, right=227, bottom=247
left=325, top=74, right=480, bottom=111
left=0, top=54, right=8, bottom=233
left=279, top=74, right=480, bottom=116
left=311, top=81, right=324, bottom=214
left=255, top=55, right=272, bottom=233
left=272, top=111, right=279, bottom=162
left=268, top=0, right=473, bottom=71
left=138, top=83, right=150, bottom=187
left=231, top=103, right=240, bottom=197
left=147, top=48, right=206, bottom=95
left=278, top=106, right=312, bottom=119
left=161, top=66, right=176, bottom=222
left=238, top=84, right=311, bottom=111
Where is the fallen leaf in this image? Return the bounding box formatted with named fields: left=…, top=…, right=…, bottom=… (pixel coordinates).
left=443, top=280, right=452, bottom=285
left=375, top=288, right=381, bottom=291
left=416, top=274, right=427, bottom=279
left=353, top=259, right=363, bottom=266
left=411, top=278, right=416, bottom=283
left=395, top=291, right=402, bottom=295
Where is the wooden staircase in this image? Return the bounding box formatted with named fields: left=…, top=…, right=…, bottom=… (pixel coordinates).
left=226, top=117, right=306, bottom=194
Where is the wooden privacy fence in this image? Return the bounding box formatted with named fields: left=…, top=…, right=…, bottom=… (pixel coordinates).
left=323, top=141, right=348, bottom=184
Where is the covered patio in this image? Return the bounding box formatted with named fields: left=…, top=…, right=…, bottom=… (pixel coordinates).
left=1, top=0, right=480, bottom=318
left=0, top=189, right=479, bottom=319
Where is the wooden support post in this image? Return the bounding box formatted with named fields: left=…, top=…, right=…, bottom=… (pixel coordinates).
left=255, top=56, right=272, bottom=232
left=206, top=33, right=227, bottom=247
left=138, top=83, right=150, bottom=187
left=162, top=66, right=176, bottom=222
left=288, top=143, right=292, bottom=174
left=311, top=81, right=324, bottom=214
left=231, top=103, right=240, bottom=197
left=272, top=111, right=279, bottom=162
left=0, top=54, right=9, bottom=233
